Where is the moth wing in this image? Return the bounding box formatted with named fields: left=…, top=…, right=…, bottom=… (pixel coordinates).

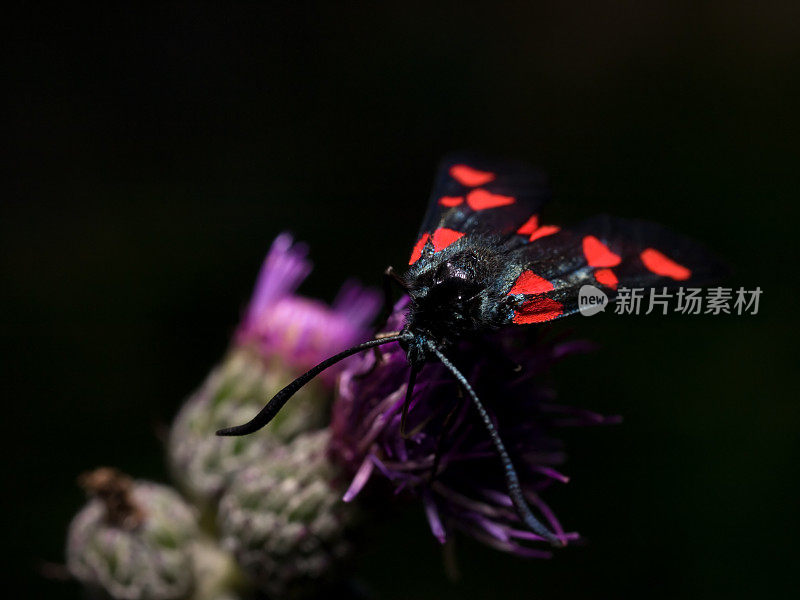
left=409, top=153, right=550, bottom=265
left=502, top=215, right=727, bottom=324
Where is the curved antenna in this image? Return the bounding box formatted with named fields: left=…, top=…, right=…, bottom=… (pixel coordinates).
left=217, top=333, right=409, bottom=437
left=425, top=341, right=563, bottom=547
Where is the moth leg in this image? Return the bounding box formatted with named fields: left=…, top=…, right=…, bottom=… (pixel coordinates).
left=400, top=365, right=419, bottom=439
left=429, top=397, right=461, bottom=481
left=353, top=330, right=401, bottom=381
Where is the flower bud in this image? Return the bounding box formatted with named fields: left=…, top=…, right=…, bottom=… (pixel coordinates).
left=217, top=430, right=355, bottom=598
left=66, top=468, right=200, bottom=600
left=168, top=347, right=328, bottom=505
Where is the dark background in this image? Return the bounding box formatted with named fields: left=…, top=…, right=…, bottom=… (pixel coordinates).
left=4, top=3, right=799, bottom=598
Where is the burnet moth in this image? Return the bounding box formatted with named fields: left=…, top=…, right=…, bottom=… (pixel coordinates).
left=218, top=153, right=724, bottom=545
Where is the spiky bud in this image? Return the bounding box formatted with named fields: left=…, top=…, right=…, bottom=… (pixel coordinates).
left=168, top=347, right=328, bottom=506
left=66, top=468, right=201, bottom=600
left=217, top=430, right=355, bottom=599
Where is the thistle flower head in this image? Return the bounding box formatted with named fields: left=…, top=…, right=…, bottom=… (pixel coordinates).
left=236, top=233, right=381, bottom=380
left=330, top=298, right=609, bottom=556
left=169, top=234, right=380, bottom=504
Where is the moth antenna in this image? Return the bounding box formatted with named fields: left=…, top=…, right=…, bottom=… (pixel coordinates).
left=217, top=333, right=409, bottom=437
left=425, top=341, right=564, bottom=547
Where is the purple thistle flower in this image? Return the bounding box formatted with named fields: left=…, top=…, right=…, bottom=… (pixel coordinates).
left=169, top=233, right=380, bottom=503
left=330, top=297, right=615, bottom=557
left=236, top=233, right=381, bottom=382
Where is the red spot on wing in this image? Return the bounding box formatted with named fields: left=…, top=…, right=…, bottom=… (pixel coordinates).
left=431, top=227, right=464, bottom=252
left=640, top=248, right=691, bottom=280
left=409, top=233, right=430, bottom=265
left=512, top=297, right=563, bottom=324
left=508, top=270, right=554, bottom=295
left=517, top=214, right=539, bottom=235
left=516, top=215, right=560, bottom=241
left=466, top=189, right=516, bottom=210
left=528, top=225, right=561, bottom=242
left=594, top=268, right=618, bottom=290
left=410, top=229, right=464, bottom=264
left=583, top=235, right=621, bottom=267
left=438, top=196, right=464, bottom=207
left=449, top=164, right=496, bottom=187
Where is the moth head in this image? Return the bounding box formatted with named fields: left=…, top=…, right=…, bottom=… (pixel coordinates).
left=406, top=251, right=492, bottom=335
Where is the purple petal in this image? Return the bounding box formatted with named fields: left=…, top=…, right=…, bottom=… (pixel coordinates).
left=246, top=233, right=311, bottom=321
left=343, top=457, right=374, bottom=503
left=469, top=514, right=511, bottom=542
left=528, top=494, right=566, bottom=540
left=368, top=453, right=396, bottom=480
left=433, top=484, right=506, bottom=518
left=333, top=279, right=382, bottom=329
left=480, top=489, right=514, bottom=508
left=532, top=465, right=570, bottom=483
left=552, top=339, right=598, bottom=359
left=422, top=490, right=447, bottom=544
left=467, top=528, right=553, bottom=559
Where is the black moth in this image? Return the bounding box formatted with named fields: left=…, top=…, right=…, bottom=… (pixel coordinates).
left=218, top=153, right=723, bottom=545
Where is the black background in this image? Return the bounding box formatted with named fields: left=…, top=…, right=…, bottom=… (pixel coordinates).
left=4, top=4, right=799, bottom=598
